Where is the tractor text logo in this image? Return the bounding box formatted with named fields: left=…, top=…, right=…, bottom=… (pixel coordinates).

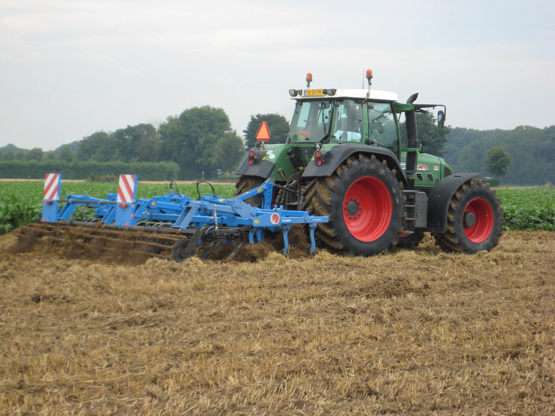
left=270, top=213, right=280, bottom=225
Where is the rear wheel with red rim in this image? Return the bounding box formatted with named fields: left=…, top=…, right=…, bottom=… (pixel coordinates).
left=303, top=154, right=404, bottom=256
left=343, top=176, right=393, bottom=242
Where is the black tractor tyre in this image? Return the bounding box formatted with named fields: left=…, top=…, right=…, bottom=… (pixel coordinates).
left=303, top=154, right=404, bottom=256
left=433, top=179, right=503, bottom=254
left=396, top=229, right=425, bottom=249
left=234, top=175, right=265, bottom=207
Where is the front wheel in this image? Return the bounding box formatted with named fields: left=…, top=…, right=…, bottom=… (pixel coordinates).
left=303, top=154, right=404, bottom=256
left=434, top=179, right=503, bottom=253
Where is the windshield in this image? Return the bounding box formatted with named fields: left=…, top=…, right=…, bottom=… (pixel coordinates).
left=289, top=100, right=333, bottom=142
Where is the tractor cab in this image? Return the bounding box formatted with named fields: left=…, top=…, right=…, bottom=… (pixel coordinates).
left=236, top=71, right=452, bottom=191
left=288, top=96, right=400, bottom=152
left=286, top=71, right=397, bottom=150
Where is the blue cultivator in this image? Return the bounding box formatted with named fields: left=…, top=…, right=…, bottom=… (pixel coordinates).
left=35, top=173, right=328, bottom=262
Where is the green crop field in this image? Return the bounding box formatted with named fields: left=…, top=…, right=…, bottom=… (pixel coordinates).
left=497, top=187, right=555, bottom=231
left=0, top=181, right=554, bottom=235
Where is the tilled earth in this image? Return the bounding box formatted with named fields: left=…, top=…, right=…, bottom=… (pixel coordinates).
left=9, top=223, right=314, bottom=264
left=0, top=230, right=554, bottom=415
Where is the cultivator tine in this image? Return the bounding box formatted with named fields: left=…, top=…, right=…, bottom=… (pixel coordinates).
left=228, top=240, right=245, bottom=260
left=248, top=228, right=264, bottom=244
left=199, top=240, right=221, bottom=260
left=228, top=228, right=247, bottom=259
left=308, top=223, right=318, bottom=254
left=280, top=224, right=319, bottom=256
left=282, top=224, right=291, bottom=256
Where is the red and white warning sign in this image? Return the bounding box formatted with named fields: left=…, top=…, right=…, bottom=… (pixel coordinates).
left=43, top=173, right=61, bottom=200
left=117, top=174, right=137, bottom=203
left=256, top=121, right=271, bottom=142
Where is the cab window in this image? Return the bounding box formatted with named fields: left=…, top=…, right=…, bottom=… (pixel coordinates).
left=331, top=100, right=363, bottom=143
left=289, top=100, right=332, bottom=142
left=367, top=103, right=399, bottom=151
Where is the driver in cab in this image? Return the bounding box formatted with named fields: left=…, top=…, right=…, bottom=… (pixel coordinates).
left=333, top=101, right=362, bottom=143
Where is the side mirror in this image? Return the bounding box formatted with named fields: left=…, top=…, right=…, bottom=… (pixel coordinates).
left=437, top=110, right=445, bottom=128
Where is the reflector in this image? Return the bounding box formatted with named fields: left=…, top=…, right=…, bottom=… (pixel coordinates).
left=255, top=121, right=271, bottom=142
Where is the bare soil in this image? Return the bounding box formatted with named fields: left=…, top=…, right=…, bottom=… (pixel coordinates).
left=0, top=231, right=554, bottom=415
left=9, top=224, right=314, bottom=264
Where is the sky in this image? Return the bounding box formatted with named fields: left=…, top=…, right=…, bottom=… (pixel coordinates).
left=1, top=0, right=554, bottom=151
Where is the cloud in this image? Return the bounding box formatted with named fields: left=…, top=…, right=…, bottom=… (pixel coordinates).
left=1, top=0, right=554, bottom=150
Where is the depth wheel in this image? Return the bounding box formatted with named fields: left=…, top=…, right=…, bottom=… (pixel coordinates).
left=303, top=154, right=404, bottom=256
left=434, top=179, right=503, bottom=253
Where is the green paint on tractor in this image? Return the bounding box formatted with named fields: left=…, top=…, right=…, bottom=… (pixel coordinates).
left=235, top=71, right=502, bottom=256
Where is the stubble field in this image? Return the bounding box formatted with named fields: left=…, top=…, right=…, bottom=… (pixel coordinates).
left=0, top=229, right=554, bottom=415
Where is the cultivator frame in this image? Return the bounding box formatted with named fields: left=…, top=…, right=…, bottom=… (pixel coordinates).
left=37, top=173, right=328, bottom=262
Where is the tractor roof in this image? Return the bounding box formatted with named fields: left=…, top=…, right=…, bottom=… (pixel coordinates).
left=291, top=88, right=398, bottom=102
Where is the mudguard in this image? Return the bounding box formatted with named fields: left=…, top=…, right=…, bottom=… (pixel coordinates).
left=234, top=152, right=275, bottom=179
left=427, top=172, right=481, bottom=233
left=302, top=145, right=408, bottom=187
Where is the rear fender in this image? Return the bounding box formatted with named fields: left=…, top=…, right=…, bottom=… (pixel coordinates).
left=235, top=144, right=308, bottom=180
left=234, top=155, right=275, bottom=179
left=302, top=145, right=408, bottom=187
left=427, top=172, right=481, bottom=233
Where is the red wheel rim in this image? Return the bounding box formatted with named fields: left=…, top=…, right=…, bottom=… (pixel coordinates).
left=463, top=198, right=494, bottom=243
left=343, top=177, right=392, bottom=242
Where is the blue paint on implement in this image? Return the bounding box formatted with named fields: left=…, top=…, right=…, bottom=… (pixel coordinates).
left=41, top=174, right=328, bottom=261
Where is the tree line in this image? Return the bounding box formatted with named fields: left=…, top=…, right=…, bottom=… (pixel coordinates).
left=1, top=103, right=553, bottom=185
left=0, top=108, right=289, bottom=180
left=445, top=125, right=555, bottom=186
left=399, top=113, right=554, bottom=186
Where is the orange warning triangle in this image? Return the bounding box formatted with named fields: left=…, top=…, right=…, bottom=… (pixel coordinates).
left=255, top=121, right=271, bottom=142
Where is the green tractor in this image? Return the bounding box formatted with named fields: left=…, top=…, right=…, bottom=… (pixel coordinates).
left=235, top=71, right=503, bottom=255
